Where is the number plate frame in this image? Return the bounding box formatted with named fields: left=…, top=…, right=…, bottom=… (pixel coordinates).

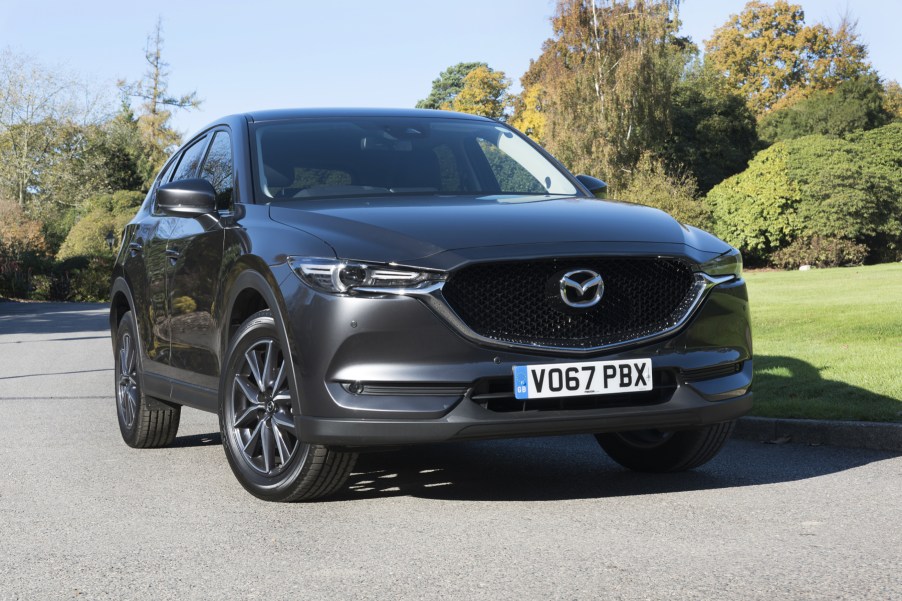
left=513, top=358, right=653, bottom=400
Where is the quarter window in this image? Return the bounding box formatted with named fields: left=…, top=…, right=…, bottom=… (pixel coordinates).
left=201, top=131, right=234, bottom=209
left=172, top=136, right=209, bottom=182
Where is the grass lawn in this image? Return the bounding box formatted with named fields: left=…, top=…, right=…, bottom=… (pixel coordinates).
left=745, top=263, right=902, bottom=422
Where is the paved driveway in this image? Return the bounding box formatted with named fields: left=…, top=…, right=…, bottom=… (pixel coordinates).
left=1, top=302, right=900, bottom=600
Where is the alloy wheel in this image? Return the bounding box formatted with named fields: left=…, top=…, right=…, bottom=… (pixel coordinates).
left=117, top=332, right=139, bottom=429
left=230, top=338, right=300, bottom=475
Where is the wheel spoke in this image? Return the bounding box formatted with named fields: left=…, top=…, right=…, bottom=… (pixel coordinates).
left=261, top=420, right=274, bottom=473
left=271, top=412, right=296, bottom=435
left=272, top=359, right=287, bottom=393
left=126, top=386, right=138, bottom=425
left=242, top=421, right=263, bottom=455
left=124, top=334, right=135, bottom=375
left=261, top=340, right=276, bottom=389
left=235, top=375, right=261, bottom=406
left=233, top=405, right=260, bottom=429
left=245, top=348, right=265, bottom=392
left=273, top=423, right=291, bottom=466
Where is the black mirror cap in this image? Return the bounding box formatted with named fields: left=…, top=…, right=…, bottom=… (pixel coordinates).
left=575, top=174, right=608, bottom=199
left=157, top=178, right=218, bottom=216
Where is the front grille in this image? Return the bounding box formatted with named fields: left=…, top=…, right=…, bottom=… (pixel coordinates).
left=442, top=257, right=700, bottom=349
left=468, top=371, right=676, bottom=413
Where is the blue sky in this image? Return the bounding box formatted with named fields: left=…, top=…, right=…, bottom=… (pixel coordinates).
left=2, top=0, right=900, bottom=137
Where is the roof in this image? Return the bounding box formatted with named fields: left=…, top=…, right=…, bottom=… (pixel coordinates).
left=243, top=107, right=495, bottom=123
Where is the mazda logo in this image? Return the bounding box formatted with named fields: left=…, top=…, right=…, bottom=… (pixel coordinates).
left=559, top=269, right=604, bottom=308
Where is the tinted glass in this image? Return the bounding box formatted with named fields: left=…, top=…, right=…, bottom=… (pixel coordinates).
left=172, top=136, right=208, bottom=182
left=252, top=117, right=577, bottom=201
left=201, top=131, right=234, bottom=209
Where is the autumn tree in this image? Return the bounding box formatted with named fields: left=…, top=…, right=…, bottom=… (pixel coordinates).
left=118, top=18, right=200, bottom=186
left=526, top=0, right=687, bottom=189
left=444, top=65, right=510, bottom=119
left=704, top=2, right=870, bottom=115
left=416, top=62, right=488, bottom=110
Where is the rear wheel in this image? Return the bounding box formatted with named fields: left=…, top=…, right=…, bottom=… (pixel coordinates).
left=219, top=310, right=357, bottom=502
left=595, top=421, right=735, bottom=472
left=115, top=310, right=180, bottom=448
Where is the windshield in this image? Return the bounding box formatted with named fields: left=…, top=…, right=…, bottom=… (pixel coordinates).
left=251, top=116, right=579, bottom=201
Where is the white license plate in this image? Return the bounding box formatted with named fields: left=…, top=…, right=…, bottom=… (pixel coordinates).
left=513, top=358, right=653, bottom=400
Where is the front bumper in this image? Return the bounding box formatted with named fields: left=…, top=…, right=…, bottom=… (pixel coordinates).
left=277, top=267, right=753, bottom=446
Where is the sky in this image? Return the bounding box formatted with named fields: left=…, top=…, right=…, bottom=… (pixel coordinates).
left=1, top=0, right=900, bottom=138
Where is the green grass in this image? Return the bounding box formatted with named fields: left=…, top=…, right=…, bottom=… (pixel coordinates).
left=745, top=263, right=902, bottom=422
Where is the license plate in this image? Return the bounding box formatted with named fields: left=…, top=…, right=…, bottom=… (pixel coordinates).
left=513, top=358, right=653, bottom=400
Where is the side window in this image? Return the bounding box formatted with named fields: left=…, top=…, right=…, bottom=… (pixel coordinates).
left=200, top=131, right=234, bottom=209
left=476, top=137, right=546, bottom=194
left=171, top=136, right=209, bottom=182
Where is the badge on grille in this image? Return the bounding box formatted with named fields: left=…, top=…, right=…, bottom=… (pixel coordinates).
left=559, top=269, right=604, bottom=308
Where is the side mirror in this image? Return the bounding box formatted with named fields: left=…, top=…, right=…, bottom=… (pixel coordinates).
left=575, top=174, right=608, bottom=199
left=157, top=178, right=217, bottom=216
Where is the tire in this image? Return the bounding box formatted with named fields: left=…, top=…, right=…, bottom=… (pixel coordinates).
left=115, top=310, right=181, bottom=448
left=595, top=421, right=736, bottom=472
left=219, top=309, right=357, bottom=502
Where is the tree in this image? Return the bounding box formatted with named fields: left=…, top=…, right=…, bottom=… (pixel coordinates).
left=118, top=18, right=201, bottom=185
left=444, top=65, right=510, bottom=119
left=0, top=49, right=104, bottom=208
left=758, top=75, right=891, bottom=143
left=526, top=0, right=687, bottom=189
left=416, top=62, right=488, bottom=110
left=705, top=2, right=870, bottom=115
left=882, top=80, right=902, bottom=121
left=511, top=54, right=553, bottom=143
left=664, top=63, right=759, bottom=193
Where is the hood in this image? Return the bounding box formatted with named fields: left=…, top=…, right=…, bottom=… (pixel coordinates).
left=269, top=195, right=730, bottom=269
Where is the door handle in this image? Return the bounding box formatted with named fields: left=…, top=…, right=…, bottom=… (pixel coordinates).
left=165, top=248, right=181, bottom=265
left=128, top=242, right=143, bottom=256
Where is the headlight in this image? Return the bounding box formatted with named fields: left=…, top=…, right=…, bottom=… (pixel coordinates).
left=699, top=248, right=743, bottom=280
left=288, top=257, right=445, bottom=293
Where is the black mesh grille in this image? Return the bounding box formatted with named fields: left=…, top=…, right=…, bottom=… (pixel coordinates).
left=441, top=258, right=700, bottom=349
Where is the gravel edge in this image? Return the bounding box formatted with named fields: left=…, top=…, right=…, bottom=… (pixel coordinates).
left=734, top=416, right=902, bottom=452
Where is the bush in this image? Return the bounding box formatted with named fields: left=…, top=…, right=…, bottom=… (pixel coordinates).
left=0, top=197, right=50, bottom=299
left=707, top=123, right=902, bottom=265
left=771, top=236, right=869, bottom=269
left=50, top=255, right=113, bottom=302
left=57, top=191, right=143, bottom=260
left=618, top=153, right=710, bottom=228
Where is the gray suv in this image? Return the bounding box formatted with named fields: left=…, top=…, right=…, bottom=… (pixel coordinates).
left=110, top=109, right=752, bottom=501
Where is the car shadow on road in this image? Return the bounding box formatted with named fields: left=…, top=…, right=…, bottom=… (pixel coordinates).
left=323, top=435, right=899, bottom=503
left=0, top=302, right=109, bottom=335
left=170, top=432, right=222, bottom=448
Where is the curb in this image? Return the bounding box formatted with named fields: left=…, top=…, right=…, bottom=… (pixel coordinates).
left=734, top=416, right=902, bottom=453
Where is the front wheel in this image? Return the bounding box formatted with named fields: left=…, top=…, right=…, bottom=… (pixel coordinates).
left=595, top=421, right=735, bottom=472
left=219, top=310, right=357, bottom=502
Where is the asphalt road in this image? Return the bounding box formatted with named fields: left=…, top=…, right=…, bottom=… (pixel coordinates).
left=1, top=302, right=900, bottom=600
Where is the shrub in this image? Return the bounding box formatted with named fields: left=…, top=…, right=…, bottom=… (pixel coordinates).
left=56, top=191, right=144, bottom=260
left=771, top=236, right=868, bottom=269
left=618, top=153, right=710, bottom=229
left=707, top=123, right=902, bottom=265
left=51, top=255, right=113, bottom=302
